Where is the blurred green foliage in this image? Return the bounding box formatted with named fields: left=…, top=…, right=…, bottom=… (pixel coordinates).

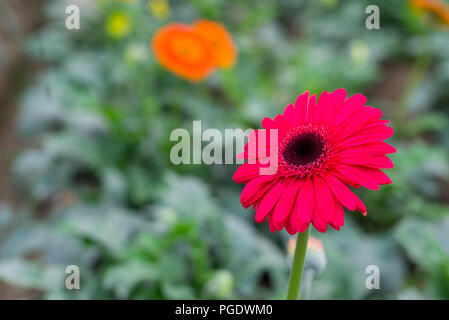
left=1, top=0, right=449, bottom=299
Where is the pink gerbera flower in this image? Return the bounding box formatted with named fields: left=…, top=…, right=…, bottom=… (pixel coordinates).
left=233, top=89, right=395, bottom=234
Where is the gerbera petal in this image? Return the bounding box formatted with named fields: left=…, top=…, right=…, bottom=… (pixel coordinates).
left=349, top=166, right=393, bottom=185
left=324, top=175, right=356, bottom=211
left=336, top=164, right=380, bottom=190
left=343, top=142, right=397, bottom=155
left=240, top=175, right=277, bottom=208
left=334, top=171, right=361, bottom=188
left=352, top=193, right=367, bottom=216
left=343, top=125, right=394, bottom=147
left=339, top=154, right=394, bottom=169
left=268, top=215, right=275, bottom=233
left=255, top=180, right=288, bottom=223
left=282, top=103, right=296, bottom=126
left=330, top=201, right=345, bottom=230
left=293, top=178, right=314, bottom=228
left=272, top=181, right=301, bottom=230
left=261, top=117, right=276, bottom=130
left=336, top=108, right=383, bottom=140
left=329, top=179, right=367, bottom=216
left=294, top=91, right=310, bottom=124
left=313, top=91, right=329, bottom=122
left=285, top=218, right=298, bottom=235
left=334, top=93, right=367, bottom=125
left=305, top=94, right=318, bottom=123
left=311, top=212, right=328, bottom=233
left=233, top=163, right=261, bottom=183
left=313, top=176, right=336, bottom=223
left=323, top=88, right=347, bottom=123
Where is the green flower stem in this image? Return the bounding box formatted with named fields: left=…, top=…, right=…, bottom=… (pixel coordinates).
left=286, top=226, right=310, bottom=300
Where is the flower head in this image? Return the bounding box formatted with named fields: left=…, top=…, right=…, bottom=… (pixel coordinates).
left=106, top=11, right=132, bottom=39
left=307, top=236, right=324, bottom=253
left=149, top=0, right=170, bottom=20
left=410, top=0, right=449, bottom=26
left=233, top=89, right=395, bottom=234
left=305, top=237, right=327, bottom=275
left=287, top=237, right=326, bottom=274
left=152, top=20, right=237, bottom=81
left=152, top=23, right=215, bottom=81
left=193, top=19, right=237, bottom=69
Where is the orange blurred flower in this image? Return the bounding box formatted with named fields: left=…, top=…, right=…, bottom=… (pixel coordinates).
left=152, top=23, right=215, bottom=81
left=307, top=237, right=324, bottom=254
left=152, top=20, right=237, bottom=81
left=410, top=0, right=449, bottom=26
left=193, top=19, right=237, bottom=69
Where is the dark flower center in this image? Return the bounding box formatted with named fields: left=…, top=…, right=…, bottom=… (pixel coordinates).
left=282, top=133, right=324, bottom=166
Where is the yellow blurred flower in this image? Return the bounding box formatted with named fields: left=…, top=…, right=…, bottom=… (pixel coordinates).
left=124, top=43, right=149, bottom=64
left=320, top=0, right=338, bottom=8
left=149, top=0, right=170, bottom=20
left=350, top=40, right=370, bottom=66
left=106, top=11, right=132, bottom=39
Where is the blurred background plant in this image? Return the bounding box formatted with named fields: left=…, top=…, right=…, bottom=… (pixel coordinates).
left=0, top=0, right=449, bottom=299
